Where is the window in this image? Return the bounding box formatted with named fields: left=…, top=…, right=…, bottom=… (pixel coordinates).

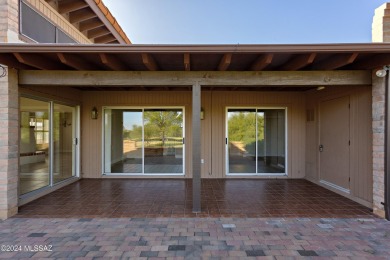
left=103, top=107, right=185, bottom=175
left=20, top=1, right=76, bottom=43
left=227, top=108, right=287, bottom=175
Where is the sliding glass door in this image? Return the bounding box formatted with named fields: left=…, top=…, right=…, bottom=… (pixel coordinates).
left=144, top=109, right=183, bottom=174
left=20, top=98, right=50, bottom=195
left=227, top=109, right=257, bottom=174
left=20, top=97, right=78, bottom=195
left=53, top=103, right=76, bottom=184
left=227, top=108, right=286, bottom=175
left=105, top=109, right=143, bottom=173
left=104, top=107, right=184, bottom=175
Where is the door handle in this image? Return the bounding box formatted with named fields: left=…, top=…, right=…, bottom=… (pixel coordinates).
left=319, top=144, right=323, bottom=152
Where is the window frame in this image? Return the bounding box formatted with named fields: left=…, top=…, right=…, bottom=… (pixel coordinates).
left=19, top=95, right=80, bottom=200
left=19, top=0, right=77, bottom=43
left=102, top=106, right=186, bottom=176
left=225, top=106, right=288, bottom=176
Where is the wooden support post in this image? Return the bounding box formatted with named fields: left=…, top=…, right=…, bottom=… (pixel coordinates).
left=192, top=82, right=201, bottom=213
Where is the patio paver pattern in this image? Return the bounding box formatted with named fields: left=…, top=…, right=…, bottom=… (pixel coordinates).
left=17, top=179, right=373, bottom=218
left=0, top=217, right=389, bottom=259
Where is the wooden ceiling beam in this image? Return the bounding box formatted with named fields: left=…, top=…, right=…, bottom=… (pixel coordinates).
left=13, top=53, right=67, bottom=70
left=218, top=53, right=232, bottom=71
left=107, top=40, right=119, bottom=44
left=69, top=9, right=97, bottom=24
left=79, top=18, right=104, bottom=32
left=184, top=53, right=191, bottom=71
left=279, top=53, right=317, bottom=71
left=58, top=0, right=89, bottom=14
left=94, top=34, right=116, bottom=44
left=312, top=53, right=359, bottom=70
left=20, top=70, right=371, bottom=86
left=250, top=54, right=273, bottom=71
left=87, top=27, right=111, bottom=39
left=99, top=53, right=128, bottom=71
left=141, top=54, right=159, bottom=71
left=348, top=54, right=390, bottom=70
left=0, top=54, right=34, bottom=70
left=57, top=53, right=98, bottom=70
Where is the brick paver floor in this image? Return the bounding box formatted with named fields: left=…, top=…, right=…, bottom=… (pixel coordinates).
left=17, top=179, right=373, bottom=218
left=1, top=217, right=389, bottom=259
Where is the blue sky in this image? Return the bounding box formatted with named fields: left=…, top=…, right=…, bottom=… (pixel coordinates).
left=104, top=0, right=386, bottom=44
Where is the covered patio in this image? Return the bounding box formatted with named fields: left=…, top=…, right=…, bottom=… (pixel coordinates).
left=0, top=43, right=389, bottom=219
left=16, top=179, right=374, bottom=218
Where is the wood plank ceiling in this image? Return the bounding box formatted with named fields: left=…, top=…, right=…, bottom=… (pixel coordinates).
left=1, top=43, right=390, bottom=91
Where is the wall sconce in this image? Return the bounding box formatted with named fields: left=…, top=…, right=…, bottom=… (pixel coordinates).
left=91, top=107, right=98, bottom=120
left=200, top=107, right=205, bottom=120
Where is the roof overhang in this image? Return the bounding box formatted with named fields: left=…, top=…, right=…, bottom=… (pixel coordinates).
left=45, top=0, right=131, bottom=44
left=1, top=43, right=390, bottom=72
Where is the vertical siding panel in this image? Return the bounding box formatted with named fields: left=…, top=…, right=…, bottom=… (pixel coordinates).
left=304, top=86, right=372, bottom=207
left=357, top=88, right=373, bottom=202
left=211, top=92, right=223, bottom=178
left=350, top=91, right=359, bottom=198
left=291, top=95, right=306, bottom=178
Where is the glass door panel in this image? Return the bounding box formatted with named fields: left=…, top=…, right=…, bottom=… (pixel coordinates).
left=227, top=109, right=257, bottom=174
left=106, top=109, right=143, bottom=173
left=262, top=109, right=286, bottom=173
left=53, top=103, right=76, bottom=183
left=20, top=97, right=50, bottom=194
left=257, top=111, right=266, bottom=172
left=144, top=109, right=184, bottom=174
left=227, top=108, right=286, bottom=175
